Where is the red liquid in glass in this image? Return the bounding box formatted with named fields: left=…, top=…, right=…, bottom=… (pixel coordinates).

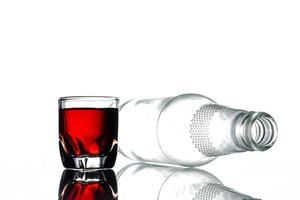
left=59, top=108, right=118, bottom=167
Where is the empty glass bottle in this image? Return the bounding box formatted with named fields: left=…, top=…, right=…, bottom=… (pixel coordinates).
left=119, top=93, right=277, bottom=167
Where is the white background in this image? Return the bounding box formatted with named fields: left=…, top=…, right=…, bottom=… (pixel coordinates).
left=0, top=0, right=299, bottom=199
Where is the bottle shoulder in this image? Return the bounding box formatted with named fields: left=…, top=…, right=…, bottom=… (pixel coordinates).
left=156, top=94, right=217, bottom=166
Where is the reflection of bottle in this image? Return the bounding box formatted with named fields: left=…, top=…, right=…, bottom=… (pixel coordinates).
left=59, top=169, right=118, bottom=200
left=117, top=163, right=260, bottom=200
left=119, top=94, right=277, bottom=167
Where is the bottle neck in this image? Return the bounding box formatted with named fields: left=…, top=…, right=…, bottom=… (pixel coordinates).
left=234, top=111, right=278, bottom=151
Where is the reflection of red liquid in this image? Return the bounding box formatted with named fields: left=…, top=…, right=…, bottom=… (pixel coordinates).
left=59, top=108, right=118, bottom=156
left=61, top=182, right=117, bottom=200
left=59, top=170, right=118, bottom=200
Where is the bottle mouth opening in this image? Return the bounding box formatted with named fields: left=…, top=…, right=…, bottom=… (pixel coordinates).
left=237, top=112, right=278, bottom=151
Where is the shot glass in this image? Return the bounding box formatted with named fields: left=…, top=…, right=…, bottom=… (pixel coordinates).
left=59, top=96, right=119, bottom=169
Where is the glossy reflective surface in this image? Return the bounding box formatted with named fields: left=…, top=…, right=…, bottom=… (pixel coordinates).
left=117, top=163, right=259, bottom=200
left=59, top=169, right=118, bottom=200
left=57, top=162, right=260, bottom=200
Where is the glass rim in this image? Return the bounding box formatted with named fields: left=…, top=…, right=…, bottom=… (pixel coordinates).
left=59, top=96, right=119, bottom=102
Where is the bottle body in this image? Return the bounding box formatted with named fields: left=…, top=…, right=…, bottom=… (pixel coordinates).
left=119, top=94, right=277, bottom=167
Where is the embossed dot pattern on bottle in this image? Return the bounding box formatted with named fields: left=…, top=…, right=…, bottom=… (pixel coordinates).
left=193, top=184, right=223, bottom=200
left=190, top=104, right=225, bottom=157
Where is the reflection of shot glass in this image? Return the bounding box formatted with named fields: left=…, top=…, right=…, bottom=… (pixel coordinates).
left=59, top=169, right=118, bottom=200
left=59, top=96, right=119, bottom=169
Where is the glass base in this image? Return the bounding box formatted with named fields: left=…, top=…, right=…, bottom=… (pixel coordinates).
left=59, top=142, right=118, bottom=169
left=73, top=156, right=107, bottom=169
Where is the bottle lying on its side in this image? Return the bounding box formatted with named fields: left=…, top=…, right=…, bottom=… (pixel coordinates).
left=119, top=93, right=278, bottom=167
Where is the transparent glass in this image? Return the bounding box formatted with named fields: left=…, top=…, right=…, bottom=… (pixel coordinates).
left=59, top=169, right=118, bottom=200
left=59, top=96, right=119, bottom=169
left=117, top=163, right=260, bottom=200
left=119, top=93, right=277, bottom=167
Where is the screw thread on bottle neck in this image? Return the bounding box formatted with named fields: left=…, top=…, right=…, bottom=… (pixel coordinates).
left=234, top=111, right=278, bottom=151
